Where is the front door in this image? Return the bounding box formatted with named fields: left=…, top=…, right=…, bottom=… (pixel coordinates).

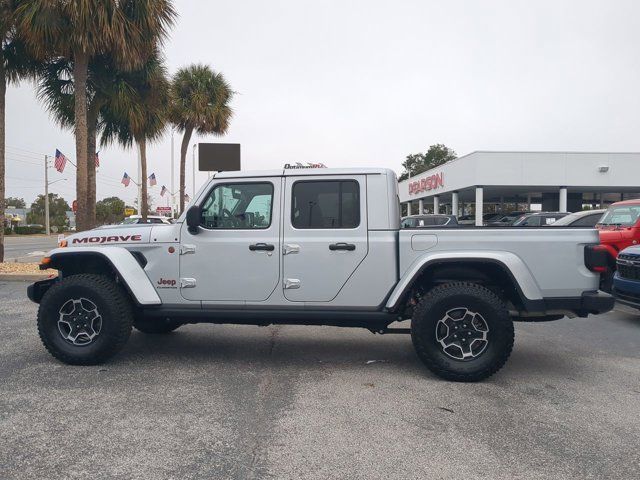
left=180, top=178, right=281, bottom=302
left=282, top=175, right=368, bottom=302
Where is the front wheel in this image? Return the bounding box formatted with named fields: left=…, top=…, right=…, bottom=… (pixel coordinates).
left=411, top=282, right=514, bottom=382
left=37, top=274, right=134, bottom=365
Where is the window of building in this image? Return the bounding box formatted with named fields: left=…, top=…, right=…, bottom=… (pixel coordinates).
left=291, top=180, right=360, bottom=229
left=201, top=183, right=273, bottom=229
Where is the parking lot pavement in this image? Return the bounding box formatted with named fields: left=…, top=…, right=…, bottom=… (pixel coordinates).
left=1, top=281, right=639, bottom=480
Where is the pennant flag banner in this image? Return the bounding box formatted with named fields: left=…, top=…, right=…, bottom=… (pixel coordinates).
left=160, top=185, right=168, bottom=197
left=185, top=194, right=190, bottom=203
left=121, top=172, right=131, bottom=187
left=54, top=149, right=67, bottom=173
left=149, top=173, right=157, bottom=186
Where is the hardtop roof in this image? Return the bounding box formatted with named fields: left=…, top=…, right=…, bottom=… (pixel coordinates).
left=212, top=167, right=394, bottom=179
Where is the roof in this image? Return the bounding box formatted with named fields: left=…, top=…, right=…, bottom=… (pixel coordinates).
left=610, top=199, right=640, bottom=206
left=213, top=168, right=394, bottom=179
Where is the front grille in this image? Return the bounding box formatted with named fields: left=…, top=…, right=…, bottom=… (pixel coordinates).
left=617, top=258, right=640, bottom=280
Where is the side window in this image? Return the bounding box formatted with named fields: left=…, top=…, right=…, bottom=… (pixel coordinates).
left=291, top=180, right=360, bottom=229
left=433, top=216, right=449, bottom=226
left=201, top=182, right=273, bottom=229
left=573, top=215, right=597, bottom=227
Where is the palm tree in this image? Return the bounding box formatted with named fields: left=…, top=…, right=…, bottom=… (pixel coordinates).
left=15, top=0, right=176, bottom=230
left=1, top=0, right=37, bottom=262
left=37, top=56, right=129, bottom=225
left=100, top=54, right=169, bottom=220
left=170, top=65, right=233, bottom=213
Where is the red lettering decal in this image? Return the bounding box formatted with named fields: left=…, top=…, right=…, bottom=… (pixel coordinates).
left=89, top=237, right=100, bottom=243
left=72, top=238, right=88, bottom=244
left=131, top=235, right=142, bottom=241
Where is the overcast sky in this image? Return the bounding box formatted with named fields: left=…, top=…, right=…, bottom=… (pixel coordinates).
left=5, top=0, right=640, bottom=207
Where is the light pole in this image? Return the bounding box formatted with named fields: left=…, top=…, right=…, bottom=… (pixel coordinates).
left=192, top=143, right=197, bottom=199
left=45, top=177, right=67, bottom=234
left=44, top=155, right=49, bottom=235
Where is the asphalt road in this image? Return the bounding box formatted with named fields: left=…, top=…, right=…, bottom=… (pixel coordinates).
left=3, top=236, right=60, bottom=262
left=1, top=281, right=639, bottom=480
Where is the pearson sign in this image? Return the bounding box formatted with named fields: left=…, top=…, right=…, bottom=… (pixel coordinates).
left=408, top=172, right=444, bottom=195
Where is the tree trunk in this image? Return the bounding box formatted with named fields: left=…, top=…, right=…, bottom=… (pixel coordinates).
left=0, top=65, right=6, bottom=263
left=73, top=51, right=89, bottom=231
left=86, top=103, right=99, bottom=228
left=179, top=125, right=194, bottom=214
left=139, top=138, right=148, bottom=220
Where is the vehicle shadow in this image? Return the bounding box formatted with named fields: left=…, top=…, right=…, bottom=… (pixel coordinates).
left=120, top=324, right=427, bottom=375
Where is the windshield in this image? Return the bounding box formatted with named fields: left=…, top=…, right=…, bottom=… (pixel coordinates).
left=120, top=217, right=138, bottom=224
left=598, top=205, right=640, bottom=226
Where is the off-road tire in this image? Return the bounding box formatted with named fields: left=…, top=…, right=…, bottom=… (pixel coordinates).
left=133, top=317, right=182, bottom=334
left=411, top=282, right=514, bottom=382
left=37, top=274, right=134, bottom=365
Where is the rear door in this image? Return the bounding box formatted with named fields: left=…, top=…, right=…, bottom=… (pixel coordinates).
left=282, top=175, right=368, bottom=302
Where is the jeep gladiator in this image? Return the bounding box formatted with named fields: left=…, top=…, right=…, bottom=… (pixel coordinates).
left=28, top=168, right=614, bottom=381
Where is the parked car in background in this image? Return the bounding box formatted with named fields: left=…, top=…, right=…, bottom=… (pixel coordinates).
left=550, top=209, right=605, bottom=227
left=119, top=215, right=173, bottom=225
left=511, top=212, right=569, bottom=226
left=486, top=211, right=533, bottom=226
left=596, top=199, right=640, bottom=291
left=457, top=214, right=475, bottom=225
left=401, top=214, right=458, bottom=228
left=612, top=246, right=640, bottom=309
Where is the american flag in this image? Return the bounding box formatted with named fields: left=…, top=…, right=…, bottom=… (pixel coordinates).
left=54, top=149, right=67, bottom=173
left=160, top=185, right=168, bottom=197
left=95, top=151, right=100, bottom=168
left=148, top=173, right=157, bottom=186
left=121, top=172, right=130, bottom=187
left=185, top=193, right=190, bottom=203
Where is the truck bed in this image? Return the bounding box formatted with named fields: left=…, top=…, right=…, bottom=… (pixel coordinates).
left=398, top=227, right=600, bottom=299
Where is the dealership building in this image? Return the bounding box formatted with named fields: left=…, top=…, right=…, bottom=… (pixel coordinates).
left=399, top=151, right=640, bottom=225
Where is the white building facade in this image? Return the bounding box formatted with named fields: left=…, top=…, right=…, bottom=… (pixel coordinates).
left=399, top=151, right=640, bottom=226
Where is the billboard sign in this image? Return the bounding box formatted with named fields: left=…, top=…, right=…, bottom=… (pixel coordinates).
left=198, top=143, right=241, bottom=172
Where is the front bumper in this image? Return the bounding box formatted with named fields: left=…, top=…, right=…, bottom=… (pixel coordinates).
left=27, top=277, right=58, bottom=304
left=612, top=273, right=640, bottom=309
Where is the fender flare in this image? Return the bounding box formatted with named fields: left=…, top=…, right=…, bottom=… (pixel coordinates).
left=385, top=251, right=543, bottom=311
left=45, top=247, right=161, bottom=306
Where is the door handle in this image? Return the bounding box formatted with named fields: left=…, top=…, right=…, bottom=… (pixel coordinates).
left=329, top=243, right=356, bottom=251
left=249, top=243, right=275, bottom=251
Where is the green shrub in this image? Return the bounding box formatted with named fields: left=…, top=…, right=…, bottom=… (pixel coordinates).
left=14, top=225, right=45, bottom=235
left=3, top=227, right=12, bottom=235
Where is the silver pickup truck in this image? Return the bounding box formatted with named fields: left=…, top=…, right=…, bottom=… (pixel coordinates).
left=28, top=168, right=613, bottom=381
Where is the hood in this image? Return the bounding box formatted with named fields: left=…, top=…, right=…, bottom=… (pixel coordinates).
left=620, top=245, right=640, bottom=256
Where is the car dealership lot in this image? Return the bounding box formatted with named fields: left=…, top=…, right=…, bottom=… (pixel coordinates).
left=1, top=281, right=639, bottom=480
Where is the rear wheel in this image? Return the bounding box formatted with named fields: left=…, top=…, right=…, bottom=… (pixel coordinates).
left=37, top=274, right=134, bottom=365
left=411, top=282, right=514, bottom=382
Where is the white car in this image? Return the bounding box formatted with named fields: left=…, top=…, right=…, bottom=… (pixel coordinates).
left=120, top=215, right=173, bottom=225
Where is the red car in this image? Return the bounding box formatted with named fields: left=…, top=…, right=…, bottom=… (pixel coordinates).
left=596, top=199, right=640, bottom=290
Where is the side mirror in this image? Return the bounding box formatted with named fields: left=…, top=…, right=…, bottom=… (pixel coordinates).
left=186, top=205, right=202, bottom=234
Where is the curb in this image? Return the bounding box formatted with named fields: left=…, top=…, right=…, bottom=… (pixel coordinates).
left=0, top=274, right=53, bottom=282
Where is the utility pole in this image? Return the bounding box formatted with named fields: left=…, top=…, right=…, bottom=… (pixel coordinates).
left=170, top=128, right=175, bottom=217
left=44, top=155, right=50, bottom=236
left=137, top=144, right=142, bottom=214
